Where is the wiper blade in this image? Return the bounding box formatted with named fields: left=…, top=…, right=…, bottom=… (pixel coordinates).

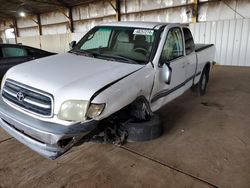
left=92, top=52, right=139, bottom=64
left=69, top=49, right=94, bottom=57
left=108, top=54, right=139, bottom=64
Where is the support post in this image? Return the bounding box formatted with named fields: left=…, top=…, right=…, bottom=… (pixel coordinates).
left=37, top=14, right=42, bottom=35
left=192, top=0, right=199, bottom=23
left=13, top=18, right=19, bottom=43
left=115, top=0, right=121, bottom=21
left=68, top=7, right=74, bottom=33
left=55, top=6, right=74, bottom=33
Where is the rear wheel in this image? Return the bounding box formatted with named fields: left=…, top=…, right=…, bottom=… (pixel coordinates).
left=192, top=68, right=209, bottom=96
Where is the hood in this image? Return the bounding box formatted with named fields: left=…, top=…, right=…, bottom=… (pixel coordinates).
left=6, top=53, right=144, bottom=112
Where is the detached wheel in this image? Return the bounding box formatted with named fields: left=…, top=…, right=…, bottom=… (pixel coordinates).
left=192, top=69, right=209, bottom=96
left=123, top=114, right=163, bottom=142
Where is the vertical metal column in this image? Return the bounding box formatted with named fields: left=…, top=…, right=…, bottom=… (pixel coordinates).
left=115, top=0, right=121, bottom=21
left=68, top=7, right=74, bottom=32
left=37, top=14, right=42, bottom=35
left=13, top=18, right=19, bottom=43
left=192, top=0, right=199, bottom=23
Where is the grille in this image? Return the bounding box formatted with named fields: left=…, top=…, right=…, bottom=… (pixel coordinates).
left=2, top=80, right=53, bottom=117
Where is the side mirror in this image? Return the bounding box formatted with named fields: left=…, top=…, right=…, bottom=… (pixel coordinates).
left=69, top=41, right=76, bottom=50
left=160, top=63, right=172, bottom=84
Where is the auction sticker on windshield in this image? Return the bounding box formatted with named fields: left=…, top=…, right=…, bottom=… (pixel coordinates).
left=133, top=29, right=154, bottom=36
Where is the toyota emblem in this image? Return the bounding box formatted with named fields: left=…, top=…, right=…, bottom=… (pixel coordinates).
left=16, top=92, right=25, bottom=102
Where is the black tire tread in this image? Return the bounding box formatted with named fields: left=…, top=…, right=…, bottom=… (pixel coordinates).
left=123, top=114, right=163, bottom=142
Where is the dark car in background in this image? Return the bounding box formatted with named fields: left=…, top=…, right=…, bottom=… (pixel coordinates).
left=0, top=44, right=55, bottom=79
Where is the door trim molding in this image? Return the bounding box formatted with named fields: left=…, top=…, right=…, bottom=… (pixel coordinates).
left=151, top=71, right=201, bottom=103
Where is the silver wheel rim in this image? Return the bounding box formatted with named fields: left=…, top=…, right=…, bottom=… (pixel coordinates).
left=201, top=74, right=207, bottom=91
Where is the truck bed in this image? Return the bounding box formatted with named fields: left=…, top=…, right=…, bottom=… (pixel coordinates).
left=195, top=44, right=214, bottom=52
left=193, top=43, right=215, bottom=85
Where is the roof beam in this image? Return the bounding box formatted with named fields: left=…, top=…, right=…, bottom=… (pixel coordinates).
left=0, top=11, right=14, bottom=19
left=56, top=0, right=69, bottom=8
left=26, top=0, right=64, bottom=8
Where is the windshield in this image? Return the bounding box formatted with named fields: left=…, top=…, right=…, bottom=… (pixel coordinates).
left=73, top=26, right=156, bottom=64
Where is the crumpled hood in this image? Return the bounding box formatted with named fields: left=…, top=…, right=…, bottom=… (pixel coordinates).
left=6, top=53, right=143, bottom=113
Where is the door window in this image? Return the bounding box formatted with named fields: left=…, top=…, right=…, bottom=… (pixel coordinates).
left=160, top=27, right=184, bottom=62
left=2, top=47, right=28, bottom=58
left=183, top=28, right=195, bottom=55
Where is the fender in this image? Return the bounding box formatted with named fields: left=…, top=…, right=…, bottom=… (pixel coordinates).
left=89, top=66, right=145, bottom=102
left=90, top=64, right=155, bottom=120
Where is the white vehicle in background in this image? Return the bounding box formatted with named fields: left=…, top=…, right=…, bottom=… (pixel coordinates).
left=0, top=22, right=215, bottom=159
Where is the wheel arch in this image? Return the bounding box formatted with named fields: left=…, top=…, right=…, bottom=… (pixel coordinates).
left=203, top=62, right=211, bottom=81
left=130, top=95, right=153, bottom=114
left=115, top=95, right=154, bottom=121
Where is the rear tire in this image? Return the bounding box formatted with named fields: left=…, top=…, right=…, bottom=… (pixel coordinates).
left=198, top=69, right=209, bottom=96
left=191, top=69, right=209, bottom=96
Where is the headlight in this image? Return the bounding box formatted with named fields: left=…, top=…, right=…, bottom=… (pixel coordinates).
left=87, top=103, right=105, bottom=118
left=58, top=100, right=89, bottom=122
left=1, top=74, right=7, bottom=91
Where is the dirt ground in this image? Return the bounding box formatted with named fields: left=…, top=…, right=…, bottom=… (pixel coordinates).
left=0, top=66, right=250, bottom=188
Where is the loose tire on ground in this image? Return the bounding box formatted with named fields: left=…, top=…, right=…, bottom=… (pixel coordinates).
left=122, top=114, right=163, bottom=142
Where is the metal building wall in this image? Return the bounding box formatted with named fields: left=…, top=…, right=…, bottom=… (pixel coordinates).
left=190, top=19, right=250, bottom=66
left=72, top=0, right=116, bottom=33
left=199, top=0, right=250, bottom=21
left=0, top=20, right=14, bottom=43
left=2, top=0, right=250, bottom=66
left=121, top=0, right=193, bottom=23
left=17, top=15, right=39, bottom=37
left=15, top=0, right=195, bottom=53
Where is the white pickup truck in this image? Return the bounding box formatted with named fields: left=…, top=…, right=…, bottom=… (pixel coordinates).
left=0, top=22, right=215, bottom=159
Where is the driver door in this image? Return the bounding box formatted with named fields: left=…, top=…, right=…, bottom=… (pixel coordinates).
left=150, top=27, right=186, bottom=111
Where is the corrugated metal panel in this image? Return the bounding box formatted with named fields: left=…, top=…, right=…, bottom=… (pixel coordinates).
left=18, top=27, right=39, bottom=37
left=198, top=0, right=250, bottom=22
left=190, top=19, right=250, bottom=66
left=121, top=0, right=194, bottom=23
left=72, top=0, right=115, bottom=22
left=40, top=10, right=68, bottom=25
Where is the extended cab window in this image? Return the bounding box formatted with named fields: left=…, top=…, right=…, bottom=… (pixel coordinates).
left=2, top=47, right=28, bottom=58
left=183, top=28, right=195, bottom=55
left=75, top=26, right=156, bottom=64
left=160, top=27, right=183, bottom=62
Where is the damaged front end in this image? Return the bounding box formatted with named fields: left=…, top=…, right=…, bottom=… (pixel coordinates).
left=0, top=97, right=98, bottom=159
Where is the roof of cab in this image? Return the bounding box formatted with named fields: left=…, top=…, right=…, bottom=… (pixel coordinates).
left=99, top=21, right=169, bottom=30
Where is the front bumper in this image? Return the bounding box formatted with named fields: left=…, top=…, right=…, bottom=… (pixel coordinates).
left=0, top=97, right=98, bottom=159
